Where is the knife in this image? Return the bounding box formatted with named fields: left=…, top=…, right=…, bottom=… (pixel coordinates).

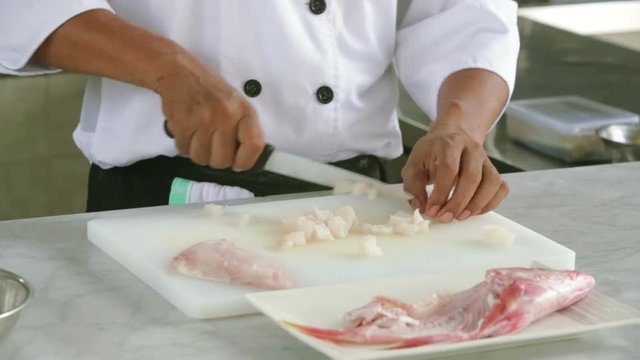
left=251, top=144, right=410, bottom=201
left=164, top=120, right=405, bottom=199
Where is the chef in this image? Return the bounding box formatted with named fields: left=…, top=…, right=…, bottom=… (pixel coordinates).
left=0, top=0, right=519, bottom=223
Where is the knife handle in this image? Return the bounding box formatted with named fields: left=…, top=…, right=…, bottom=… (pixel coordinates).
left=249, top=143, right=274, bottom=172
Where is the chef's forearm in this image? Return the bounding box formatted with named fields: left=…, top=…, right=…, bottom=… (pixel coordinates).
left=431, top=69, right=509, bottom=143
left=33, top=9, right=187, bottom=92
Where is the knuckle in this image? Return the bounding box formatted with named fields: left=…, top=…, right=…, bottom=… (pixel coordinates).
left=468, top=140, right=483, bottom=152
left=484, top=168, right=502, bottom=184
left=401, top=163, right=422, bottom=181
left=246, top=132, right=264, bottom=148
left=501, top=180, right=510, bottom=193
left=400, top=166, right=413, bottom=180
left=464, top=167, right=483, bottom=185
left=439, top=161, right=457, bottom=175
left=217, top=103, right=234, bottom=119
left=216, top=100, right=239, bottom=121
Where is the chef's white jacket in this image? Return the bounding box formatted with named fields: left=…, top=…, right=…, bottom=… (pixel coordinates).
left=0, top=0, right=519, bottom=169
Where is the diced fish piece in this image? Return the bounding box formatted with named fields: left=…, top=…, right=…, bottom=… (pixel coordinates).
left=335, top=205, right=358, bottom=231
left=360, top=223, right=396, bottom=236
left=204, top=203, right=225, bottom=217
left=412, top=209, right=424, bottom=224
left=311, top=207, right=333, bottom=223
left=297, top=217, right=316, bottom=240
left=371, top=224, right=393, bottom=235
left=359, top=224, right=374, bottom=235
left=394, top=223, right=421, bottom=236
left=280, top=231, right=306, bottom=250
left=288, top=231, right=307, bottom=246
left=388, top=214, right=411, bottom=226
left=313, top=224, right=335, bottom=242
left=171, top=239, right=294, bottom=290
left=358, top=235, right=383, bottom=257
left=327, top=216, right=348, bottom=238
left=287, top=268, right=595, bottom=347
left=281, top=217, right=298, bottom=234
left=483, top=225, right=515, bottom=246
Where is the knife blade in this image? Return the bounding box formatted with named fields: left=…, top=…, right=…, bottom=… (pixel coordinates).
left=251, top=144, right=406, bottom=200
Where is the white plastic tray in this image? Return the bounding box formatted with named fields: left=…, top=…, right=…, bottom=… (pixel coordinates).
left=247, top=268, right=640, bottom=360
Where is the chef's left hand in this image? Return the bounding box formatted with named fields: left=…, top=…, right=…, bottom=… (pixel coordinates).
left=401, top=121, right=509, bottom=224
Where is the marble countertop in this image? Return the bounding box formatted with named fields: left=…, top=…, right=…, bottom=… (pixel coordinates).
left=1, top=162, right=639, bottom=360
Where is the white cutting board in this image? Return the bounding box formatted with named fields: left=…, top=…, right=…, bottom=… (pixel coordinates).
left=87, top=193, right=575, bottom=319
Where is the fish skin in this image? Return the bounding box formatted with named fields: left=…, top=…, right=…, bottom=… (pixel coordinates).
left=171, top=239, right=294, bottom=290
left=286, top=268, right=595, bottom=349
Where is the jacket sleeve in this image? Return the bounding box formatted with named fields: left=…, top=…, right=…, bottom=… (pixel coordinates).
left=395, top=0, right=520, bottom=121
left=0, top=0, right=113, bottom=76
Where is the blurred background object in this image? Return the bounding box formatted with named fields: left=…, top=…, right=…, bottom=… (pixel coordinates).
left=0, top=268, right=31, bottom=341
left=0, top=74, right=88, bottom=219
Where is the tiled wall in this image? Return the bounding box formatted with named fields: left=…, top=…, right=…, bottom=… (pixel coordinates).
left=0, top=73, right=88, bottom=220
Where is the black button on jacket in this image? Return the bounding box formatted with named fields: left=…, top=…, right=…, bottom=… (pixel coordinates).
left=243, top=79, right=262, bottom=97
left=316, top=86, right=334, bottom=104
left=308, top=0, right=326, bottom=15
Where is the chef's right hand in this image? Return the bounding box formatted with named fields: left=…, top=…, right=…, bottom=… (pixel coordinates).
left=156, top=54, right=265, bottom=171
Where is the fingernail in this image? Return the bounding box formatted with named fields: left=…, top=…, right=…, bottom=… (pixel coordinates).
left=232, top=167, right=243, bottom=172
left=426, top=205, right=440, bottom=217
left=438, top=212, right=454, bottom=223
left=404, top=192, right=416, bottom=201
left=458, top=209, right=471, bottom=221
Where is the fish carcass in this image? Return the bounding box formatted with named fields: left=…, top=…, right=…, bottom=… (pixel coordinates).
left=286, top=267, right=595, bottom=349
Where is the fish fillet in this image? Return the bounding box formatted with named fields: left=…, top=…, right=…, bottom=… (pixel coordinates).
left=171, top=239, right=294, bottom=290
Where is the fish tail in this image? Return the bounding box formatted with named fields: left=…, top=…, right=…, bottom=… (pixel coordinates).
left=283, top=321, right=360, bottom=344
left=386, top=333, right=469, bottom=349
left=283, top=321, right=398, bottom=345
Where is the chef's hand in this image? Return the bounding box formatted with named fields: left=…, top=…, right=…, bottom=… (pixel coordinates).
left=400, top=68, right=511, bottom=223
left=158, top=55, right=265, bottom=170
left=402, top=123, right=508, bottom=223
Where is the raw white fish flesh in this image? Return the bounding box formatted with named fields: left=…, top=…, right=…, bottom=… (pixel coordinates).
left=204, top=203, right=225, bottom=217
left=483, top=225, right=515, bottom=246
left=358, top=235, right=384, bottom=257
left=171, top=239, right=294, bottom=290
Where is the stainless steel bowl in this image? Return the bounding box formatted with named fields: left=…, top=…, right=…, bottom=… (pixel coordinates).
left=0, top=269, right=31, bottom=341
left=596, top=123, right=640, bottom=162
